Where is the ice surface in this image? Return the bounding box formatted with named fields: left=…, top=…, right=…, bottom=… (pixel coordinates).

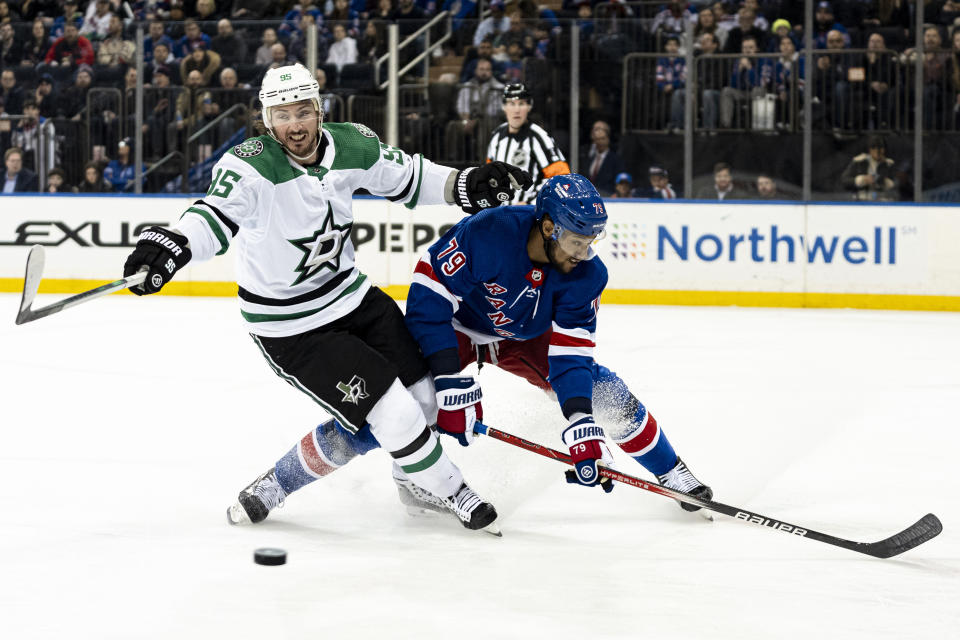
left=1, top=293, right=957, bottom=639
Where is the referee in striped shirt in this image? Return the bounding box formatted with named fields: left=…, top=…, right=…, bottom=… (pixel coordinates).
left=485, top=83, right=570, bottom=204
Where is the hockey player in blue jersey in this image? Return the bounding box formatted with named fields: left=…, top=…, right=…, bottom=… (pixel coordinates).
left=397, top=173, right=712, bottom=511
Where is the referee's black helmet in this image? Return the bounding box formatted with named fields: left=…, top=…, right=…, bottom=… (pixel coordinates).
left=502, top=83, right=532, bottom=104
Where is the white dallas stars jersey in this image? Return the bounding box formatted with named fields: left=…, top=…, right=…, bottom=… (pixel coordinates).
left=174, top=123, right=453, bottom=337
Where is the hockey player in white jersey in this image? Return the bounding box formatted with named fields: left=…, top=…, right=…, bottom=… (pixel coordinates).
left=121, top=63, right=532, bottom=532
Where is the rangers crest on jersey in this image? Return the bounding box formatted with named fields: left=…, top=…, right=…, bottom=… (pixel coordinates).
left=234, top=139, right=264, bottom=158
left=337, top=375, right=369, bottom=404
left=288, top=203, right=353, bottom=286
left=353, top=123, right=377, bottom=138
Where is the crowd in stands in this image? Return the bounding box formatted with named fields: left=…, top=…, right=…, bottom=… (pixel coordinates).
left=1, top=0, right=959, bottom=199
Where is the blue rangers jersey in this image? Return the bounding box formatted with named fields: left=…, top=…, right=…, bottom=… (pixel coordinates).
left=405, top=205, right=607, bottom=414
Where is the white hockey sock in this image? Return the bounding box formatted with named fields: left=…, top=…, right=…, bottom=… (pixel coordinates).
left=368, top=379, right=463, bottom=498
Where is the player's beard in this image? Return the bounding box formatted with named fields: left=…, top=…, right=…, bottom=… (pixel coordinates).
left=544, top=237, right=578, bottom=274
left=283, top=127, right=318, bottom=159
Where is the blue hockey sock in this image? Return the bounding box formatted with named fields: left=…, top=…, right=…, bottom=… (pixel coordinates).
left=274, top=419, right=380, bottom=494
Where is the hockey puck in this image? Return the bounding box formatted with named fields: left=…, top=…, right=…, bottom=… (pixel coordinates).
left=253, top=548, right=286, bottom=566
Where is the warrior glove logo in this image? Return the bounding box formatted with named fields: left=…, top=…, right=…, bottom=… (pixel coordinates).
left=337, top=375, right=369, bottom=405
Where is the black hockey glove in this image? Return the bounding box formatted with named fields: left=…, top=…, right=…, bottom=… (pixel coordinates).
left=452, top=161, right=533, bottom=214
left=123, top=226, right=192, bottom=296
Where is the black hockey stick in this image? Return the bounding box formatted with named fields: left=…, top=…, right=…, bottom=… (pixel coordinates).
left=15, top=245, right=147, bottom=325
left=474, top=422, right=942, bottom=559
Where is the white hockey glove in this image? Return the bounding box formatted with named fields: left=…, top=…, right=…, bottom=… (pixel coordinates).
left=562, top=414, right=615, bottom=493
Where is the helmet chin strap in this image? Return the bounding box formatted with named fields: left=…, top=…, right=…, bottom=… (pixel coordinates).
left=268, top=127, right=322, bottom=163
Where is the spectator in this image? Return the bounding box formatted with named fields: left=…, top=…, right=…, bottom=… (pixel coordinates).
left=51, top=0, right=84, bottom=40
left=754, top=173, right=778, bottom=199
left=473, top=0, right=510, bottom=47
left=496, top=7, right=531, bottom=51
left=103, top=137, right=145, bottom=192
left=742, top=0, right=769, bottom=31
left=279, top=2, right=324, bottom=41
left=2, top=147, right=39, bottom=193
left=211, top=18, right=248, bottom=68
left=20, top=19, right=52, bottom=67
left=903, top=26, right=951, bottom=129
left=34, top=73, right=60, bottom=119
left=315, top=66, right=336, bottom=118
left=358, top=19, right=381, bottom=62
left=697, top=31, right=725, bottom=129
left=768, top=17, right=801, bottom=53
left=446, top=57, right=504, bottom=161
left=232, top=0, right=271, bottom=20
left=213, top=66, right=249, bottom=143
left=656, top=34, right=687, bottom=132
left=724, top=6, right=767, bottom=54
left=80, top=0, right=112, bottom=43
left=169, top=69, right=215, bottom=161
left=144, top=66, right=174, bottom=159
left=45, top=167, right=70, bottom=193
left=252, top=28, right=277, bottom=66
left=267, top=42, right=293, bottom=70
left=694, top=6, right=722, bottom=51
left=74, top=160, right=110, bottom=192
left=392, top=0, right=428, bottom=39
left=697, top=162, right=743, bottom=199
left=581, top=120, right=623, bottom=196
left=0, top=22, right=19, bottom=68
left=863, top=0, right=908, bottom=32
left=144, top=19, right=175, bottom=64
left=712, top=0, right=738, bottom=38
left=44, top=22, right=95, bottom=67
left=327, top=22, right=358, bottom=70
left=609, top=172, right=635, bottom=198
left=1, top=68, right=24, bottom=116
left=938, top=1, right=960, bottom=26
left=180, top=42, right=222, bottom=86
left=816, top=28, right=852, bottom=129
left=288, top=14, right=328, bottom=64
left=720, top=35, right=771, bottom=128
left=499, top=40, right=524, bottom=84
left=649, top=1, right=696, bottom=39
left=59, top=63, right=93, bottom=120
left=327, top=0, right=360, bottom=36
left=177, top=19, right=213, bottom=59
left=855, top=31, right=897, bottom=129
left=772, top=35, right=803, bottom=129
left=951, top=29, right=960, bottom=129
left=96, top=12, right=136, bottom=66
left=841, top=134, right=897, bottom=201
left=196, top=0, right=226, bottom=27
left=147, top=42, right=178, bottom=83
left=813, top=1, right=849, bottom=49
left=639, top=165, right=677, bottom=199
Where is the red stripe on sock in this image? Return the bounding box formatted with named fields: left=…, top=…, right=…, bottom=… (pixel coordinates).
left=300, top=433, right=336, bottom=477
left=549, top=333, right=595, bottom=348
left=617, top=414, right=659, bottom=455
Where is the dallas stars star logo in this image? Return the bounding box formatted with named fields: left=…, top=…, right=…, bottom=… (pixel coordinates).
left=288, top=203, right=352, bottom=286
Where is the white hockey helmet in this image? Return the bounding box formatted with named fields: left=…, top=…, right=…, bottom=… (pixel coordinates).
left=259, top=64, right=324, bottom=150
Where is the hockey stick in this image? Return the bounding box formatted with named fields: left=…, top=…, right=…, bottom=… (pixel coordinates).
left=15, top=245, right=147, bottom=325
left=473, top=422, right=942, bottom=559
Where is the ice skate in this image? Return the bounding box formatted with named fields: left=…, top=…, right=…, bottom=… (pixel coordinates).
left=656, top=457, right=714, bottom=520
left=226, top=467, right=287, bottom=525
left=445, top=482, right=501, bottom=536
left=393, top=467, right=452, bottom=518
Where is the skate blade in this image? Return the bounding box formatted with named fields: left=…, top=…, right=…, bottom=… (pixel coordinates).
left=227, top=503, right=251, bottom=525
left=697, top=510, right=714, bottom=522
left=481, top=522, right=503, bottom=537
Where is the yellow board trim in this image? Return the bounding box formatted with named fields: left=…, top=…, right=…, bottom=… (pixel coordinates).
left=1, top=279, right=958, bottom=312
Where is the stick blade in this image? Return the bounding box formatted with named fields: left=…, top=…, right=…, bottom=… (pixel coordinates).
left=860, top=513, right=943, bottom=559
left=15, top=245, right=46, bottom=325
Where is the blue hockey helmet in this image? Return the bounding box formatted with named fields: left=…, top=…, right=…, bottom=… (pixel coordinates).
left=536, top=174, right=607, bottom=259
